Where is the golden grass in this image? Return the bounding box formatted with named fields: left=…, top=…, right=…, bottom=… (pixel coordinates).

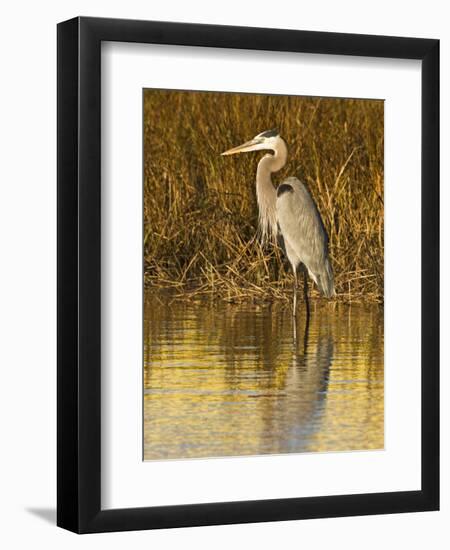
left=144, top=90, right=384, bottom=303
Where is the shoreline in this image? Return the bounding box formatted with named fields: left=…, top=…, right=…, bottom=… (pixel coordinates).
left=143, top=281, right=384, bottom=305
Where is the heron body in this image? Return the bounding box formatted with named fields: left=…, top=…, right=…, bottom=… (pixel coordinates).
left=222, top=129, right=335, bottom=315
left=276, top=177, right=335, bottom=299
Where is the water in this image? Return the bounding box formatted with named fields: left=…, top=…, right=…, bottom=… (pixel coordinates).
left=144, top=295, right=384, bottom=460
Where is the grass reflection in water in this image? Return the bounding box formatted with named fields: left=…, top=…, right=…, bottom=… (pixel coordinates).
left=144, top=294, right=384, bottom=460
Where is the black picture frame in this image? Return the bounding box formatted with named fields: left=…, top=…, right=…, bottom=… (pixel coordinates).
left=57, top=16, right=439, bottom=533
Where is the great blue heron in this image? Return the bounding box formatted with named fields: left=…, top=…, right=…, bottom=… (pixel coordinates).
left=221, top=129, right=335, bottom=316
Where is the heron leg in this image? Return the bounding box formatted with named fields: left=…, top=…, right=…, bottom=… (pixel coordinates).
left=293, top=268, right=298, bottom=317
left=303, top=311, right=310, bottom=356
left=303, top=267, right=310, bottom=320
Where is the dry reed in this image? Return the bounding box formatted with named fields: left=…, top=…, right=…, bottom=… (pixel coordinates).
left=144, top=90, right=384, bottom=303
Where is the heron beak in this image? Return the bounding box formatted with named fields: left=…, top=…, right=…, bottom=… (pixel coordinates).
left=221, top=138, right=260, bottom=156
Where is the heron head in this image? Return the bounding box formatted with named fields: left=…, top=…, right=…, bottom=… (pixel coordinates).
left=221, top=129, right=281, bottom=156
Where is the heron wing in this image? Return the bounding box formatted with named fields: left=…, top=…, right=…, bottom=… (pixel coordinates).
left=276, top=177, right=335, bottom=297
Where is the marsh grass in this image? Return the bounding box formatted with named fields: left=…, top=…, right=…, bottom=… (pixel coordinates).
left=144, top=90, right=384, bottom=303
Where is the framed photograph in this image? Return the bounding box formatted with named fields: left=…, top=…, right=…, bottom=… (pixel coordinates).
left=57, top=16, right=439, bottom=533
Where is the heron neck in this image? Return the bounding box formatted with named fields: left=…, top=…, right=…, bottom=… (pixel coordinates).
left=255, top=140, right=287, bottom=244
left=256, top=139, right=288, bottom=178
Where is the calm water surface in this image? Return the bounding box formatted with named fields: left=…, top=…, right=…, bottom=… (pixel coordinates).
left=144, top=295, right=384, bottom=460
